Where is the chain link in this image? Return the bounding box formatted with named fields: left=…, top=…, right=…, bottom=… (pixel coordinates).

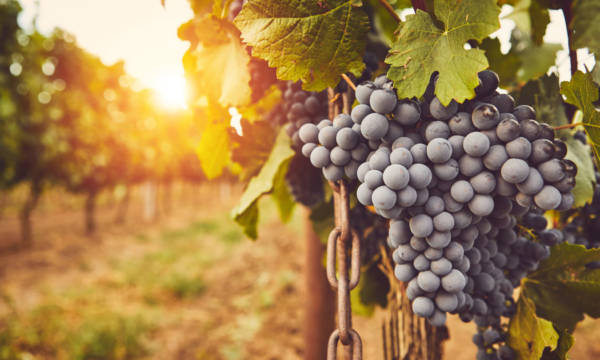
left=326, top=180, right=362, bottom=360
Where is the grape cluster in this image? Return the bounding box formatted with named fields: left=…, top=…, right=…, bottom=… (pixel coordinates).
left=298, top=113, right=369, bottom=181
left=285, top=153, right=325, bottom=207
left=281, top=82, right=329, bottom=150
left=560, top=170, right=600, bottom=248
left=294, top=69, right=576, bottom=357
left=296, top=70, right=575, bottom=338
left=472, top=317, right=515, bottom=360
left=378, top=71, right=575, bottom=331
left=248, top=57, right=278, bottom=102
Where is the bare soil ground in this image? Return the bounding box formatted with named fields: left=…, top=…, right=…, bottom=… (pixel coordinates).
left=0, top=183, right=597, bottom=359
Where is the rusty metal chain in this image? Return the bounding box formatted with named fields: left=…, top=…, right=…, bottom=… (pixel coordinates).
left=326, top=180, right=362, bottom=360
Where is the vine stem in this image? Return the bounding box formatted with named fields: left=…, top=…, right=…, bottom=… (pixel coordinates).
left=411, top=0, right=428, bottom=12
left=561, top=0, right=577, bottom=76
left=553, top=122, right=582, bottom=130
left=561, top=0, right=578, bottom=123
left=341, top=74, right=357, bottom=91
left=376, top=0, right=401, bottom=22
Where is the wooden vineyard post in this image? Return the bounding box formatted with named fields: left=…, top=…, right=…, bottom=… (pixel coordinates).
left=380, top=247, right=449, bottom=360
left=303, top=207, right=335, bottom=360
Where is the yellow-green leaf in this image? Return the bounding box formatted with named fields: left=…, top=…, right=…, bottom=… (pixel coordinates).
left=231, top=129, right=295, bottom=239
left=196, top=122, right=231, bottom=179
left=507, top=295, right=559, bottom=360
left=181, top=15, right=251, bottom=107
left=561, top=71, right=600, bottom=164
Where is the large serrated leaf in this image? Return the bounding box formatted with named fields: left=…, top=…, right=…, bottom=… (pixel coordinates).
left=231, top=130, right=295, bottom=239
left=234, top=0, right=369, bottom=91
left=523, top=243, right=600, bottom=331
left=571, top=0, right=600, bottom=55
left=507, top=295, right=559, bottom=360
left=385, top=0, right=500, bottom=105
left=561, top=71, right=600, bottom=164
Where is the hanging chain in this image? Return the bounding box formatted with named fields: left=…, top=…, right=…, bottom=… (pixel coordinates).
left=326, top=180, right=362, bottom=360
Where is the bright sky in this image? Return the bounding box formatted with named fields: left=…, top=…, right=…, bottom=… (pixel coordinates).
left=18, top=0, right=194, bottom=109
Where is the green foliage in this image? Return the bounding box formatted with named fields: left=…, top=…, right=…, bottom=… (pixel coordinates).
left=507, top=295, right=559, bottom=360
left=480, top=38, right=521, bottom=88
left=561, top=71, right=600, bottom=164
left=196, top=120, right=233, bottom=179
left=351, top=264, right=389, bottom=316
left=0, top=303, right=151, bottom=360
left=231, top=130, right=295, bottom=239
left=386, top=0, right=500, bottom=105
left=67, top=314, right=150, bottom=360
left=517, top=74, right=595, bottom=206
left=522, top=243, right=600, bottom=331
left=542, top=329, right=574, bottom=360
left=271, top=159, right=296, bottom=223
left=506, top=0, right=550, bottom=45
left=309, top=198, right=335, bottom=243
left=234, top=0, right=369, bottom=91
left=570, top=0, right=600, bottom=55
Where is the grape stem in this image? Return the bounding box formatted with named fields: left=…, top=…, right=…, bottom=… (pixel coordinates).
left=553, top=122, right=582, bottom=130
left=411, top=0, right=428, bottom=12
left=341, top=74, right=357, bottom=91
left=561, top=0, right=577, bottom=77
left=376, top=0, right=401, bottom=22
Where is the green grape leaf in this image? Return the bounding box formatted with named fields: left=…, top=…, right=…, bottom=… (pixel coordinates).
left=516, top=42, right=561, bottom=83
left=351, top=263, right=390, bottom=316
left=562, top=130, right=595, bottom=207
left=231, top=130, right=295, bottom=239
left=196, top=121, right=232, bottom=179
left=507, top=295, right=559, bottom=360
left=506, top=0, right=550, bottom=45
left=516, top=74, right=566, bottom=126
left=516, top=74, right=595, bottom=207
left=561, top=71, right=600, bottom=164
left=234, top=201, right=259, bottom=239
left=180, top=15, right=251, bottom=107
left=271, top=159, right=295, bottom=223
left=234, top=0, right=369, bottom=91
left=571, top=0, right=600, bottom=55
left=368, top=0, right=399, bottom=47
left=229, top=119, right=278, bottom=181
left=309, top=198, right=335, bottom=244
left=480, top=38, right=521, bottom=88
left=385, top=0, right=501, bottom=105
left=523, top=243, right=600, bottom=331
left=541, top=329, right=574, bottom=360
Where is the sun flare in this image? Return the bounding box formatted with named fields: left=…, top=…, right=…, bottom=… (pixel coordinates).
left=151, top=74, right=188, bottom=110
